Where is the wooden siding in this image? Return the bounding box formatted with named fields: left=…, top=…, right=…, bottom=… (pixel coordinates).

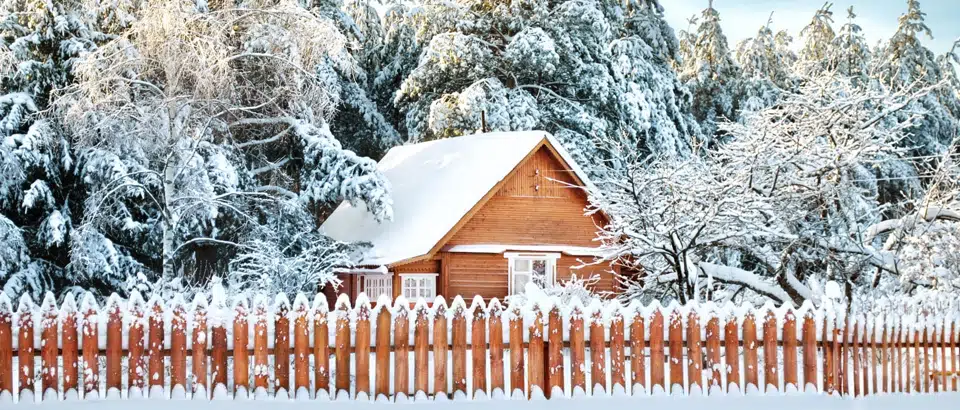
left=443, top=253, right=617, bottom=301
left=496, top=145, right=579, bottom=198
left=391, top=259, right=441, bottom=298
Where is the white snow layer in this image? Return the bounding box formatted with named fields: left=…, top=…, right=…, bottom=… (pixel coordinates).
left=319, top=131, right=594, bottom=266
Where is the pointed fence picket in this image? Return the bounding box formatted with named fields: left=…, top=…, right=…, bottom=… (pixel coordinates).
left=0, top=292, right=959, bottom=402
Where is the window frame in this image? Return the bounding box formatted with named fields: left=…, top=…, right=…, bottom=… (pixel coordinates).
left=505, top=252, right=560, bottom=295
left=361, top=275, right=393, bottom=300
left=399, top=273, right=439, bottom=300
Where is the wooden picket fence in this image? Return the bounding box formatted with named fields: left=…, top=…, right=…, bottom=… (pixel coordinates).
left=0, top=292, right=958, bottom=402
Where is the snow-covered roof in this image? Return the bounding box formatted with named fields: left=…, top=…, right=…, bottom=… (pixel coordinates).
left=443, top=244, right=603, bottom=257
left=320, top=131, right=593, bottom=266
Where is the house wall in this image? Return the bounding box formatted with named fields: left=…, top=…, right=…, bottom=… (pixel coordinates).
left=442, top=252, right=618, bottom=301
left=446, top=146, right=607, bottom=247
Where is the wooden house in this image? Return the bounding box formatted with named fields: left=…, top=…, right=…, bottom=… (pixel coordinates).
left=319, top=131, right=618, bottom=303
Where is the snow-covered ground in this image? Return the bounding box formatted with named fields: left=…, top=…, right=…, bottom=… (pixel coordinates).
left=8, top=392, right=960, bottom=410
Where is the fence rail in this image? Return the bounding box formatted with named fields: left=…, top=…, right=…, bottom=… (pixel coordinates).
left=0, top=291, right=958, bottom=402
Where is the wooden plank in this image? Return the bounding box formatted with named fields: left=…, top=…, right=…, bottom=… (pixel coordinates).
left=802, top=312, right=816, bottom=391
left=394, top=305, right=410, bottom=397
left=18, top=303, right=34, bottom=396
left=915, top=326, right=922, bottom=393
left=706, top=316, right=721, bottom=389
left=294, top=301, right=311, bottom=396
left=763, top=310, right=778, bottom=392
left=852, top=315, right=861, bottom=397
left=527, top=307, right=545, bottom=397
left=590, top=311, right=606, bottom=393
left=84, top=303, right=101, bottom=395
left=940, top=319, right=948, bottom=392
left=62, top=303, right=79, bottom=394
left=880, top=319, right=888, bottom=394
left=871, top=318, right=879, bottom=395
left=354, top=303, right=371, bottom=398
left=823, top=315, right=834, bottom=395
left=489, top=303, right=505, bottom=394
left=686, top=310, right=702, bottom=392
left=610, top=312, right=626, bottom=391
left=233, top=301, right=250, bottom=393
left=125, top=298, right=144, bottom=393
left=472, top=305, right=488, bottom=396
left=896, top=319, right=903, bottom=393
left=630, top=312, right=646, bottom=392
left=414, top=306, right=429, bottom=395
left=840, top=316, right=848, bottom=396
left=546, top=308, right=562, bottom=395
left=313, top=301, right=330, bottom=397
left=170, top=303, right=187, bottom=390
left=724, top=315, right=740, bottom=393
left=570, top=307, right=586, bottom=392
left=334, top=304, right=351, bottom=395
left=452, top=304, right=467, bottom=395
left=668, top=310, right=683, bottom=393
left=650, top=310, right=665, bottom=392
left=192, top=301, right=208, bottom=395
left=41, top=303, right=59, bottom=395
left=922, top=327, right=930, bottom=393
left=375, top=308, right=391, bottom=399
left=783, top=310, right=798, bottom=390
left=743, top=313, right=759, bottom=391
left=210, top=322, right=228, bottom=396
left=433, top=304, right=449, bottom=398
left=0, top=298, right=12, bottom=395
left=509, top=308, right=524, bottom=396
left=253, top=300, right=268, bottom=390
left=952, top=321, right=957, bottom=392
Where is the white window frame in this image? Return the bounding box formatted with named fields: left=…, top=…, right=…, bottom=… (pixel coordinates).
left=505, top=252, right=560, bottom=295
left=362, top=275, right=393, bottom=300
left=399, top=273, right=439, bottom=300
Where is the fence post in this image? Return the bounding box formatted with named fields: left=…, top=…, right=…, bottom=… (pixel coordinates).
left=527, top=305, right=545, bottom=397
left=433, top=301, right=449, bottom=399
left=171, top=298, right=187, bottom=393
left=210, top=296, right=227, bottom=398
left=871, top=316, right=879, bottom=395
left=413, top=303, right=429, bottom=397
left=686, top=309, right=702, bottom=393
left=393, top=300, right=410, bottom=399
left=192, top=296, right=209, bottom=396
left=509, top=306, right=524, bottom=397
left=233, top=298, right=250, bottom=396
left=823, top=313, right=835, bottom=395
left=127, top=294, right=146, bottom=395
left=451, top=300, right=468, bottom=396
left=253, top=297, right=268, bottom=392
left=743, top=312, right=759, bottom=391
left=802, top=311, right=816, bottom=391
left=706, top=315, right=721, bottom=390
left=763, top=309, right=778, bottom=393
left=354, top=299, right=371, bottom=399
left=275, top=297, right=292, bottom=397
left=546, top=307, right=562, bottom=396
left=472, top=300, right=489, bottom=397
left=82, top=295, right=100, bottom=398
left=147, top=297, right=164, bottom=396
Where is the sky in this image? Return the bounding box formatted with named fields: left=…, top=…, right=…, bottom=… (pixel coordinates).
left=661, top=0, right=960, bottom=55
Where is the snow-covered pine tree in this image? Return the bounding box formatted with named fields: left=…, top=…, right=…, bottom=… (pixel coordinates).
left=734, top=14, right=793, bottom=113
left=796, top=3, right=836, bottom=77
left=0, top=0, right=102, bottom=299
left=872, top=0, right=958, bottom=157
left=825, top=7, right=872, bottom=83
left=676, top=0, right=741, bottom=141
left=55, top=0, right=391, bottom=296
left=391, top=0, right=699, bottom=173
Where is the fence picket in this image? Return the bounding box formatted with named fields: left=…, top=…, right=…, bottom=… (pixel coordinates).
left=570, top=307, right=586, bottom=393
left=294, top=299, right=310, bottom=396
left=451, top=303, right=467, bottom=395
left=210, top=315, right=228, bottom=396
left=433, top=303, right=449, bottom=398
left=509, top=307, right=524, bottom=396
left=334, top=301, right=350, bottom=396
left=547, top=307, right=562, bottom=395
left=783, top=310, right=798, bottom=390
left=802, top=312, right=816, bottom=391
left=922, top=326, right=930, bottom=393
left=105, top=299, right=122, bottom=394
left=355, top=302, right=371, bottom=398
left=763, top=310, right=778, bottom=392
left=650, top=310, right=665, bottom=392
left=527, top=306, right=545, bottom=397
left=706, top=316, right=721, bottom=389
left=939, top=318, right=947, bottom=392
left=375, top=305, right=391, bottom=399
left=18, top=299, right=34, bottom=397
left=610, top=311, right=625, bottom=392
left=630, top=311, right=646, bottom=393
left=724, top=315, right=739, bottom=393
left=393, top=303, right=410, bottom=398
left=880, top=318, right=888, bottom=394
left=233, top=300, right=250, bottom=394
left=171, top=301, right=187, bottom=391
left=41, top=298, right=58, bottom=396
left=489, top=302, right=505, bottom=394
left=915, top=325, right=922, bottom=393
left=952, top=321, right=958, bottom=392
left=127, top=296, right=145, bottom=394
left=313, top=300, right=330, bottom=398
left=871, top=318, right=879, bottom=395
left=253, top=299, right=268, bottom=391
left=275, top=299, right=291, bottom=396
left=743, top=313, right=758, bottom=391
left=590, top=310, right=606, bottom=393
left=414, top=305, right=429, bottom=396
left=83, top=299, right=100, bottom=396
left=192, top=299, right=208, bottom=395
left=0, top=297, right=11, bottom=396
left=668, top=310, right=683, bottom=394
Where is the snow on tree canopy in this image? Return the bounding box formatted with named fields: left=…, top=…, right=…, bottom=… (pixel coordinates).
left=320, top=131, right=593, bottom=266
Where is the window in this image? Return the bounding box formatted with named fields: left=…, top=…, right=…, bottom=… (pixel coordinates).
left=505, top=253, right=559, bottom=295
left=362, top=276, right=393, bottom=299
left=400, top=274, right=438, bottom=300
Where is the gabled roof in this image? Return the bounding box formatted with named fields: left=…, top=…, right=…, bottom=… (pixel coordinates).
left=319, top=131, right=594, bottom=266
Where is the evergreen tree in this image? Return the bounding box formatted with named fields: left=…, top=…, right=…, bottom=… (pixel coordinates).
left=826, top=7, right=872, bottom=82
left=797, top=3, right=836, bottom=76
left=734, top=15, right=791, bottom=113
left=676, top=0, right=741, bottom=141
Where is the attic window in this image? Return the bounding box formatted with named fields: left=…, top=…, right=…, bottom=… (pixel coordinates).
left=505, top=252, right=559, bottom=295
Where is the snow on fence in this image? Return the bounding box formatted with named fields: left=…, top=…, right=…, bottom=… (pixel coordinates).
left=0, top=291, right=958, bottom=403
